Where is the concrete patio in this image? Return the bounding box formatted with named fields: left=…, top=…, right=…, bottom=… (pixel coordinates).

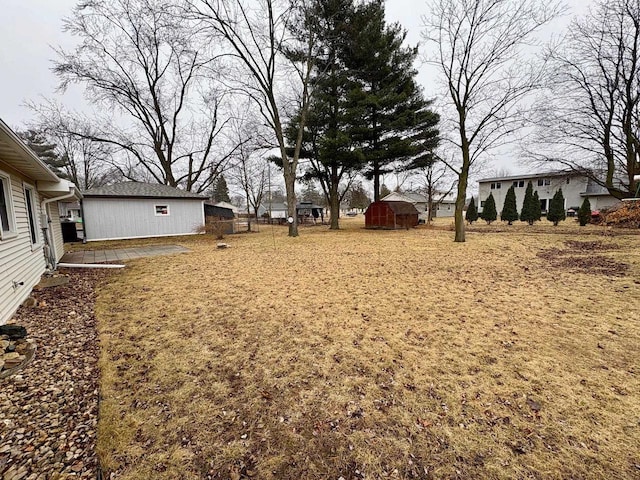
left=60, top=245, right=190, bottom=264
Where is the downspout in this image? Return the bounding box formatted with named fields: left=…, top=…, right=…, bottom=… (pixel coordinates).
left=41, top=186, right=77, bottom=270
left=79, top=198, right=87, bottom=244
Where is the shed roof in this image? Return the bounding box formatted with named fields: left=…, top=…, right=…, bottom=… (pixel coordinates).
left=83, top=182, right=206, bottom=199
left=383, top=201, right=420, bottom=215
left=204, top=203, right=235, bottom=218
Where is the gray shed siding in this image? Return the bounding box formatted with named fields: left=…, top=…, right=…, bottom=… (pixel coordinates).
left=83, top=197, right=205, bottom=241
left=0, top=164, right=47, bottom=325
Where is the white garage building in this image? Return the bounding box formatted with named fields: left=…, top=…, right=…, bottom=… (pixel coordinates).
left=82, top=182, right=206, bottom=241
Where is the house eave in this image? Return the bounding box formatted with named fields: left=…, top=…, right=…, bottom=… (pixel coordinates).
left=478, top=170, right=577, bottom=184
left=0, top=119, right=61, bottom=183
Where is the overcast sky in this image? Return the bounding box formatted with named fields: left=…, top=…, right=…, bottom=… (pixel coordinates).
left=0, top=0, right=593, bottom=179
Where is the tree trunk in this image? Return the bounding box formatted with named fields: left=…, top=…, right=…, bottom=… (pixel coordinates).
left=329, top=165, right=340, bottom=230
left=427, top=183, right=434, bottom=224
left=373, top=160, right=380, bottom=202
left=454, top=152, right=470, bottom=243
left=284, top=172, right=298, bottom=237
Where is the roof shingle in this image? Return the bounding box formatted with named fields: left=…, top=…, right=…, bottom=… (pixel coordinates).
left=83, top=182, right=206, bottom=199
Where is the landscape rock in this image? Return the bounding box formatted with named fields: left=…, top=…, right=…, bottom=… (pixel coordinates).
left=0, top=270, right=108, bottom=479
left=0, top=325, right=27, bottom=340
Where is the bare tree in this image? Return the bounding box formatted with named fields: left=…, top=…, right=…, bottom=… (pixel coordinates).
left=186, top=0, right=322, bottom=236
left=28, top=103, right=121, bottom=190
left=527, top=0, right=640, bottom=198
left=54, top=0, right=239, bottom=193
left=422, top=0, right=563, bottom=242
left=227, top=114, right=272, bottom=231
left=412, top=161, right=456, bottom=224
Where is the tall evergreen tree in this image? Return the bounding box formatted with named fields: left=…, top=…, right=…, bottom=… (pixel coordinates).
left=547, top=188, right=566, bottom=226
left=19, top=129, right=68, bottom=178
left=481, top=193, right=497, bottom=224
left=348, top=181, right=370, bottom=210
left=578, top=197, right=592, bottom=226
left=532, top=191, right=542, bottom=221
left=346, top=0, right=438, bottom=201
left=520, top=181, right=537, bottom=225
left=213, top=175, right=230, bottom=203
left=501, top=185, right=519, bottom=225
left=465, top=197, right=478, bottom=224
left=285, top=0, right=366, bottom=229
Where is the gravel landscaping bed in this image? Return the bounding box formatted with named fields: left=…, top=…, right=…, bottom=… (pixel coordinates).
left=0, top=269, right=108, bottom=480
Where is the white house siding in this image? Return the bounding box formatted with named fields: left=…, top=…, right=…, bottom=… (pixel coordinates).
left=478, top=175, right=585, bottom=214
left=0, top=165, right=47, bottom=325
left=589, top=196, right=620, bottom=211
left=435, top=202, right=456, bottom=217
left=83, top=197, right=205, bottom=241
left=477, top=174, right=619, bottom=214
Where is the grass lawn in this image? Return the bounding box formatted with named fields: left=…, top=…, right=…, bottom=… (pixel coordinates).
left=95, top=218, right=640, bottom=479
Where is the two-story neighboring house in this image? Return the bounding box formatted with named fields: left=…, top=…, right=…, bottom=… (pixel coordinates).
left=477, top=171, right=620, bottom=214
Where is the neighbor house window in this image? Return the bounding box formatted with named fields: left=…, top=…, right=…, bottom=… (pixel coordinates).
left=23, top=185, right=39, bottom=245
left=512, top=180, right=524, bottom=188
left=155, top=204, right=170, bottom=216
left=566, top=178, right=570, bottom=184
left=0, top=172, right=17, bottom=240
left=537, top=179, right=544, bottom=186
left=480, top=201, right=486, bottom=207
left=540, top=199, right=548, bottom=211
left=490, top=182, right=502, bottom=190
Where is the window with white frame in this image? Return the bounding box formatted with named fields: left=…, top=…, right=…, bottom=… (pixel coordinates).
left=155, top=204, right=170, bottom=216
left=24, top=185, right=39, bottom=245
left=0, top=172, right=16, bottom=239
left=490, top=182, right=502, bottom=190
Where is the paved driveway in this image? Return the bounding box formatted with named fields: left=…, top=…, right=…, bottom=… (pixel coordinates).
left=60, top=245, right=190, bottom=264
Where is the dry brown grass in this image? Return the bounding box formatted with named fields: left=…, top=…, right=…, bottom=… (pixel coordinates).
left=95, top=217, right=640, bottom=479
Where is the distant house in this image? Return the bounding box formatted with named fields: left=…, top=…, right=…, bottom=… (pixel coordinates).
left=59, top=201, right=82, bottom=222
left=435, top=198, right=456, bottom=217
left=381, top=191, right=455, bottom=218
left=382, top=192, right=426, bottom=217
left=82, top=182, right=206, bottom=241
left=257, top=202, right=288, bottom=222
left=365, top=201, right=420, bottom=229
left=0, top=118, right=79, bottom=325
left=477, top=171, right=620, bottom=214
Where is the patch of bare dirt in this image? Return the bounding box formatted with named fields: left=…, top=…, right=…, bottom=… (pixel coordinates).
left=564, top=240, right=620, bottom=251
left=537, top=241, right=628, bottom=276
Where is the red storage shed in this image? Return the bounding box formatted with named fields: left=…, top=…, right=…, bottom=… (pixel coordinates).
left=365, top=201, right=420, bottom=229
